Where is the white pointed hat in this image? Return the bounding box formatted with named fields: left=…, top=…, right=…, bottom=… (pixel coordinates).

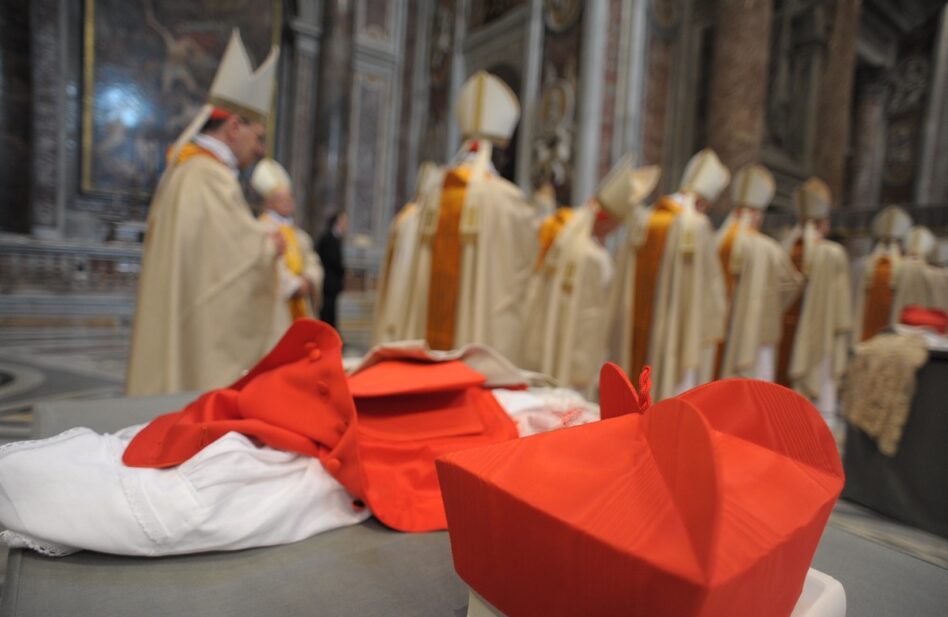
left=794, top=177, right=832, bottom=221
left=731, top=164, right=775, bottom=210
left=679, top=149, right=730, bottom=203
left=906, top=226, right=936, bottom=259
left=168, top=30, right=279, bottom=163
left=596, top=155, right=661, bottom=218
left=209, top=30, right=280, bottom=123
left=251, top=158, right=291, bottom=199
left=871, top=206, right=912, bottom=241
left=456, top=71, right=520, bottom=146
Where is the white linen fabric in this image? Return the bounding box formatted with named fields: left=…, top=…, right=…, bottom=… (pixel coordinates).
left=0, top=425, right=369, bottom=557
left=0, top=377, right=594, bottom=557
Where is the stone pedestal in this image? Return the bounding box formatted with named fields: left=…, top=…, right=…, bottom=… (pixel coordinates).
left=707, top=0, right=773, bottom=210
left=307, top=0, right=356, bottom=235
left=814, top=0, right=861, bottom=205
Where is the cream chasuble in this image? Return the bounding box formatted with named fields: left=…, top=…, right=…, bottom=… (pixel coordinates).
left=852, top=244, right=901, bottom=343
left=778, top=224, right=853, bottom=417
left=402, top=150, right=537, bottom=365
left=372, top=202, right=423, bottom=345
left=127, top=147, right=279, bottom=395
left=521, top=204, right=613, bottom=390
left=259, top=212, right=324, bottom=349
left=608, top=192, right=727, bottom=400
left=891, top=257, right=948, bottom=318
left=715, top=217, right=802, bottom=379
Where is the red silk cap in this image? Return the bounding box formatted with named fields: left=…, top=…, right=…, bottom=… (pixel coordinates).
left=436, top=363, right=844, bottom=617
left=209, top=107, right=233, bottom=121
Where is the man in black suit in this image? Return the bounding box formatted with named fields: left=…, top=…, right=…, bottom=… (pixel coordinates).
left=316, top=211, right=347, bottom=329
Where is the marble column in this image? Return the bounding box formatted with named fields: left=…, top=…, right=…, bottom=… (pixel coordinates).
left=849, top=76, right=887, bottom=209
left=0, top=0, right=32, bottom=233
left=916, top=6, right=948, bottom=205
left=306, top=0, right=356, bottom=234
left=814, top=0, right=861, bottom=206
left=706, top=0, right=773, bottom=210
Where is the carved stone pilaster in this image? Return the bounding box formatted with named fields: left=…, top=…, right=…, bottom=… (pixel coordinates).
left=707, top=0, right=773, bottom=210
left=814, top=0, right=862, bottom=205
left=307, top=0, right=357, bottom=233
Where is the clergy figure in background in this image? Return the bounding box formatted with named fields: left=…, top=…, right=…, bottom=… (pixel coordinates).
left=253, top=158, right=324, bottom=348
left=316, top=211, right=347, bottom=330
left=127, top=31, right=282, bottom=396
left=892, top=226, right=948, bottom=316
left=777, top=178, right=853, bottom=426
left=372, top=161, right=440, bottom=345
left=852, top=206, right=911, bottom=342
left=609, top=148, right=728, bottom=401
left=402, top=71, right=538, bottom=364
left=714, top=164, right=802, bottom=380
left=521, top=157, right=661, bottom=391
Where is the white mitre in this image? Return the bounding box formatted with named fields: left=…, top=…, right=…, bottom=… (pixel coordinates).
left=905, top=226, right=936, bottom=260
left=871, top=206, right=912, bottom=242
left=679, top=148, right=730, bottom=203
left=251, top=158, right=291, bottom=199
left=169, top=30, right=280, bottom=162
left=794, top=177, right=832, bottom=221
left=731, top=164, right=775, bottom=210
left=596, top=154, right=661, bottom=219
left=455, top=71, right=520, bottom=146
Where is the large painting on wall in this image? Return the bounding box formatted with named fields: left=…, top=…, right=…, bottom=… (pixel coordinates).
left=81, top=0, right=281, bottom=199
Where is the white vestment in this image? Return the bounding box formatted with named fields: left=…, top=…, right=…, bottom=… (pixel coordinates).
left=521, top=204, right=614, bottom=391
left=128, top=147, right=279, bottom=395
left=716, top=216, right=803, bottom=379
left=402, top=155, right=537, bottom=365
left=781, top=224, right=853, bottom=420
left=372, top=202, right=423, bottom=345
left=260, top=212, right=324, bottom=348
left=608, top=193, right=727, bottom=400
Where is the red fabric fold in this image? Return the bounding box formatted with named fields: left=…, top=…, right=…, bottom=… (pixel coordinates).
left=123, top=320, right=518, bottom=532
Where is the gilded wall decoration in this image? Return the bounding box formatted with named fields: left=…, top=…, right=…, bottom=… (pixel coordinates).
left=543, top=0, right=582, bottom=33
left=532, top=1, right=582, bottom=203
left=81, top=0, right=280, bottom=199
left=532, top=61, right=576, bottom=189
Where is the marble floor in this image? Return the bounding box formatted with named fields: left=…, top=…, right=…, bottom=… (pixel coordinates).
left=0, top=322, right=946, bottom=586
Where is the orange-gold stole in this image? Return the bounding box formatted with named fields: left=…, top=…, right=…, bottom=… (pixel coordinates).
left=713, top=222, right=740, bottom=377
left=426, top=168, right=471, bottom=350
left=173, top=142, right=218, bottom=166
left=279, top=225, right=308, bottom=320
left=776, top=238, right=805, bottom=387
left=860, top=256, right=893, bottom=341
left=630, top=197, right=682, bottom=380
left=535, top=207, right=574, bottom=271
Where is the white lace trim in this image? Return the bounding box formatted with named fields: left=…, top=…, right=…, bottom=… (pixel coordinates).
left=0, top=427, right=90, bottom=458
left=0, top=530, right=78, bottom=557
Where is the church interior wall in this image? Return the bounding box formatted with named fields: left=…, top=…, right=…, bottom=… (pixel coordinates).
left=2, top=0, right=948, bottom=323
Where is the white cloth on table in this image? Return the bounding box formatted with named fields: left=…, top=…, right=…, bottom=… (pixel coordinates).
left=0, top=425, right=369, bottom=557
left=0, top=387, right=596, bottom=557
